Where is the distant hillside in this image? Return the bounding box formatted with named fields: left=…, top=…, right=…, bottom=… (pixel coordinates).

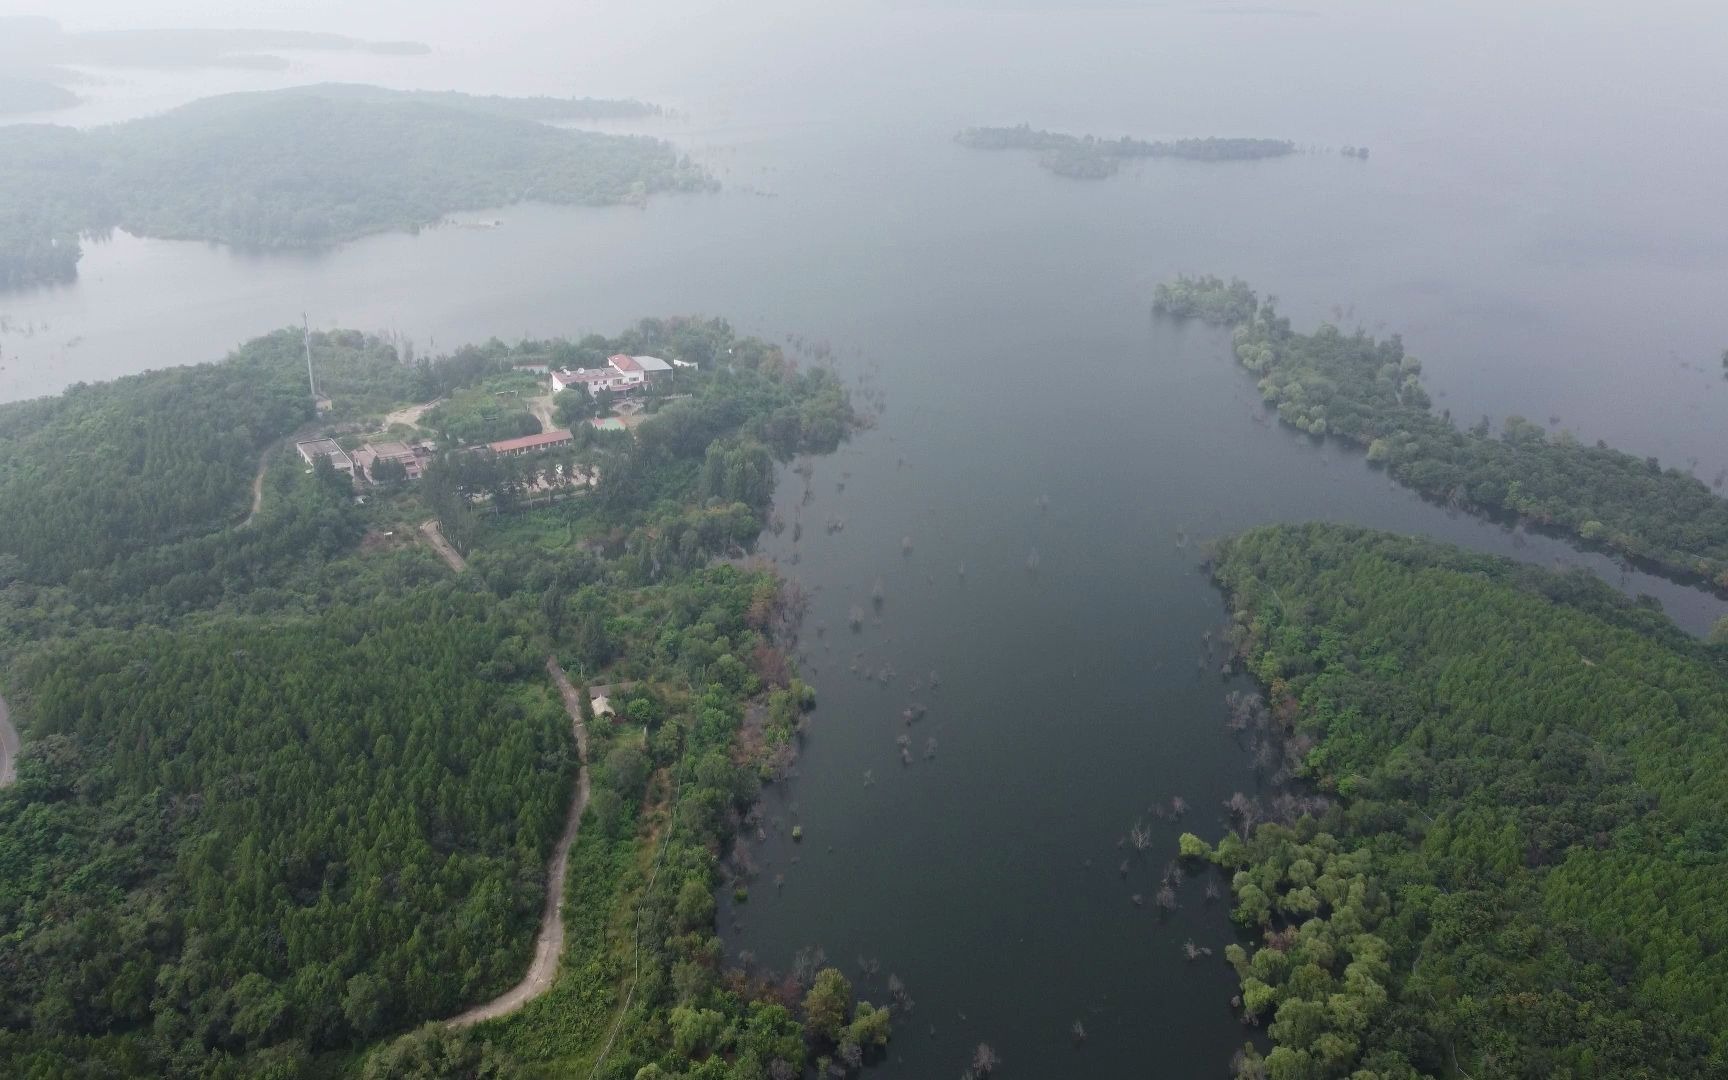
left=0, top=85, right=710, bottom=288
left=957, top=123, right=1296, bottom=178
left=300, top=84, right=661, bottom=121
left=0, top=77, right=79, bottom=117
left=0, top=16, right=430, bottom=71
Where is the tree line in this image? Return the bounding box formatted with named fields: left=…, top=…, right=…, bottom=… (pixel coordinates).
left=957, top=124, right=1296, bottom=178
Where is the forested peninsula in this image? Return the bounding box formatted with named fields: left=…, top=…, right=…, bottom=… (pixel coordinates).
left=0, top=318, right=888, bottom=1078
left=1185, top=524, right=1728, bottom=1078
left=1155, top=275, right=1728, bottom=590
left=956, top=124, right=1295, bottom=178
left=0, top=84, right=709, bottom=288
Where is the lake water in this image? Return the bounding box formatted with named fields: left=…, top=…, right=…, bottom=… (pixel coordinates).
left=7, top=1, right=1728, bottom=1074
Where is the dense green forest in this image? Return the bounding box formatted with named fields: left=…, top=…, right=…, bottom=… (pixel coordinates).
left=956, top=124, right=1295, bottom=178
left=0, top=349, right=312, bottom=583
left=0, top=84, right=711, bottom=287
left=0, top=590, right=569, bottom=1076
left=0, top=314, right=877, bottom=1078
left=1156, top=275, right=1728, bottom=589
left=1187, top=524, right=1728, bottom=1079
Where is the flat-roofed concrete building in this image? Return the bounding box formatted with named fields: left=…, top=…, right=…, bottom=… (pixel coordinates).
left=353, top=440, right=424, bottom=482
left=295, top=438, right=354, bottom=474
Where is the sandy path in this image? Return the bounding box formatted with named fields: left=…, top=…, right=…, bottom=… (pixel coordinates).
left=0, top=690, right=17, bottom=789
left=419, top=519, right=468, bottom=574
left=450, top=657, right=591, bottom=1026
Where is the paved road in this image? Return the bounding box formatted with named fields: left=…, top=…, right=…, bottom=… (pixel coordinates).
left=0, top=690, right=17, bottom=789
left=449, top=657, right=591, bottom=1026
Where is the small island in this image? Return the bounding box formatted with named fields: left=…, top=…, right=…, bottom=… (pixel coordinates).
left=0, top=84, right=708, bottom=289
left=956, top=124, right=1296, bottom=179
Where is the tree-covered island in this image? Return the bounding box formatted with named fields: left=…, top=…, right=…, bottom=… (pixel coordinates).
left=0, top=317, right=888, bottom=1078
left=1155, top=274, right=1728, bottom=590
left=956, top=124, right=1296, bottom=179
left=0, top=84, right=711, bottom=289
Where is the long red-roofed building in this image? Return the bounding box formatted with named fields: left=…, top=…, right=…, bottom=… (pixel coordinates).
left=489, top=429, right=575, bottom=456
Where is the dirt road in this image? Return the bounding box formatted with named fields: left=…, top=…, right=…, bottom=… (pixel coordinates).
left=0, top=690, right=18, bottom=789
left=239, top=446, right=271, bottom=528
left=528, top=394, right=557, bottom=434
left=449, top=657, right=591, bottom=1026
left=419, top=519, right=468, bottom=574
left=382, top=399, right=440, bottom=431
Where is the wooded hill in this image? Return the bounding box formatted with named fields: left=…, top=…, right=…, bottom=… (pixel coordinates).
left=0, top=84, right=711, bottom=287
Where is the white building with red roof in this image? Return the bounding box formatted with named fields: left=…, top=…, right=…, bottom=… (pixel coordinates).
left=550, top=354, right=675, bottom=395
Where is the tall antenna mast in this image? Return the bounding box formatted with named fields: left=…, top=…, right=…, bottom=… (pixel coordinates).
left=302, top=314, right=317, bottom=401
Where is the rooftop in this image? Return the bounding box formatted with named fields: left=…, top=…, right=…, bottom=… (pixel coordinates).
left=366, top=441, right=417, bottom=461
left=489, top=429, right=575, bottom=454
left=295, top=438, right=353, bottom=468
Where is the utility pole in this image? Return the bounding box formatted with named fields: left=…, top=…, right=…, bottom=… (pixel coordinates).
left=302, top=314, right=317, bottom=402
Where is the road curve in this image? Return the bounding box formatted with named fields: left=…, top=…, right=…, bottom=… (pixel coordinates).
left=449, top=657, right=591, bottom=1026
left=0, top=690, right=18, bottom=789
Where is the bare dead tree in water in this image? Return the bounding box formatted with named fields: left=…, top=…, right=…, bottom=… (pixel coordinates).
left=1205, top=877, right=1223, bottom=902
left=1170, top=794, right=1188, bottom=818
left=972, top=1043, right=1002, bottom=1076
left=1231, top=1048, right=1269, bottom=1080
left=1226, top=792, right=1263, bottom=833
left=1156, top=885, right=1178, bottom=911
left=857, top=955, right=881, bottom=979
left=837, top=1042, right=864, bottom=1071
left=1129, top=820, right=1153, bottom=852
left=924, top=736, right=938, bottom=760
left=1071, top=1019, right=1087, bottom=1044
left=792, top=946, right=828, bottom=987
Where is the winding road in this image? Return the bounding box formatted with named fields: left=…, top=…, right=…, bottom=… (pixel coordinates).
left=450, top=657, right=591, bottom=1026
left=0, top=690, right=17, bottom=789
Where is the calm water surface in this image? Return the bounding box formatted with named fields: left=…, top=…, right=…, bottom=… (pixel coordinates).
left=5, top=2, right=1728, bottom=1075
